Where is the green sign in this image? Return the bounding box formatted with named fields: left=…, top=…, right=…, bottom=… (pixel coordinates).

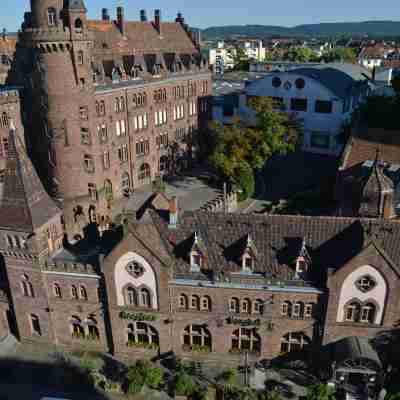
left=226, top=317, right=261, bottom=326
left=119, top=311, right=157, bottom=322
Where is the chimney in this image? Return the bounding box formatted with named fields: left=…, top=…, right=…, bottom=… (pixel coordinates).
left=176, top=12, right=184, bottom=24
left=168, top=196, right=178, bottom=229
left=102, top=8, right=110, bottom=21
left=140, top=9, right=147, bottom=22
left=154, top=9, right=161, bottom=35
left=117, top=6, right=125, bottom=34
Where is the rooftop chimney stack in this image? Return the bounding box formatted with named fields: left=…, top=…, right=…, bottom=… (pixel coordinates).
left=117, top=6, right=125, bottom=34
left=102, top=8, right=110, bottom=21
left=176, top=12, right=184, bottom=24
left=154, top=9, right=161, bottom=35
left=140, top=9, right=147, bottom=22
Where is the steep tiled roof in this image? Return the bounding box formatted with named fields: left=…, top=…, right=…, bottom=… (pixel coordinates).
left=148, top=211, right=400, bottom=283
left=342, top=127, right=400, bottom=169
left=87, top=20, right=197, bottom=55
left=0, top=127, right=60, bottom=232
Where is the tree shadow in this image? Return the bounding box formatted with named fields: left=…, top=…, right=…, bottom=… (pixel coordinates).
left=0, top=357, right=109, bottom=400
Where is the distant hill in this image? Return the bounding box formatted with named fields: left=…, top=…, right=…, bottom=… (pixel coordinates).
left=201, top=21, right=400, bottom=39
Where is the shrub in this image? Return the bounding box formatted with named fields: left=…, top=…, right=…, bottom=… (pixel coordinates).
left=174, top=373, right=197, bottom=396
left=125, top=360, right=164, bottom=394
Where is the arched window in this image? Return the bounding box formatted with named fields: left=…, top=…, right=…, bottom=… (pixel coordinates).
left=14, top=236, right=21, bottom=249
left=179, top=294, right=188, bottom=309
left=1, top=112, right=9, bottom=128
left=53, top=283, right=62, bottom=298
left=127, top=322, right=159, bottom=349
left=253, top=299, right=264, bottom=314
left=95, top=101, right=100, bottom=116
left=190, top=295, right=200, bottom=310
left=79, top=285, right=88, bottom=301
left=132, top=94, right=137, bottom=107
left=304, top=303, right=314, bottom=318
left=126, top=287, right=137, bottom=306
left=30, top=314, right=41, bottom=336
left=122, top=172, right=130, bottom=191
left=120, top=97, right=125, bottom=112
left=6, top=235, right=13, bottom=248
left=183, top=325, right=212, bottom=352
left=201, top=296, right=212, bottom=311
left=241, top=298, right=251, bottom=314
left=47, top=8, right=57, bottom=26
left=77, top=50, right=84, bottom=65
left=231, top=328, right=261, bottom=354
left=229, top=297, right=240, bottom=314
left=281, top=301, right=291, bottom=317
left=71, top=285, right=78, bottom=299
left=159, top=156, right=169, bottom=173
left=361, top=303, right=376, bottom=324
left=104, top=179, right=113, bottom=200
left=100, top=100, right=106, bottom=116
left=71, top=316, right=85, bottom=339
left=87, top=317, right=100, bottom=340
left=140, top=288, right=151, bottom=308
left=292, top=302, right=304, bottom=318
left=138, top=163, right=151, bottom=184
left=280, top=332, right=311, bottom=353
left=21, top=275, right=34, bottom=297
left=345, top=301, right=361, bottom=322
left=75, top=18, right=83, bottom=31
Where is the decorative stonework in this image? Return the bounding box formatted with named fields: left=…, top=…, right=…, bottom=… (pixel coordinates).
left=126, top=262, right=145, bottom=279
left=355, top=275, right=376, bottom=293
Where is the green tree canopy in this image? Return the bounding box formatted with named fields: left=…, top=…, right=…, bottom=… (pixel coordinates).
left=209, top=97, right=301, bottom=200
left=283, top=47, right=318, bottom=62
left=321, top=47, right=357, bottom=63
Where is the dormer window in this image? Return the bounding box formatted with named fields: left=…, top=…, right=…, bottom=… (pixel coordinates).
left=242, top=255, right=254, bottom=273
left=295, top=239, right=311, bottom=278
left=191, top=252, right=202, bottom=272
left=241, top=234, right=257, bottom=273
left=190, top=232, right=205, bottom=272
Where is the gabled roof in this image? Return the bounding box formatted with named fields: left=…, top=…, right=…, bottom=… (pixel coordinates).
left=0, top=127, right=60, bottom=232
left=87, top=20, right=197, bottom=55
left=148, top=210, right=400, bottom=283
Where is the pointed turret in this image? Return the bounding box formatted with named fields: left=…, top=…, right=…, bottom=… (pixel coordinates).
left=359, top=152, right=395, bottom=219
left=0, top=124, right=61, bottom=232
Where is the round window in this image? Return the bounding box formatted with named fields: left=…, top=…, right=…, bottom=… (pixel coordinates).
left=126, top=262, right=145, bottom=278
left=272, top=77, right=282, bottom=88
left=355, top=275, right=376, bottom=293
left=295, top=78, right=305, bottom=90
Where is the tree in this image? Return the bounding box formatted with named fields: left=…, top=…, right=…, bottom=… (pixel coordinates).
left=174, top=373, right=197, bottom=396
left=209, top=97, right=301, bottom=200
left=305, top=384, right=335, bottom=400
left=234, top=48, right=250, bottom=71
left=125, top=360, right=164, bottom=394
left=320, top=47, right=357, bottom=63
left=283, top=47, right=318, bottom=62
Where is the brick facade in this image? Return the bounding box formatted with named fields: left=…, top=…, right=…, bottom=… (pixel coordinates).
left=10, top=1, right=212, bottom=234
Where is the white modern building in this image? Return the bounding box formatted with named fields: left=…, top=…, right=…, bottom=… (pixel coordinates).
left=209, top=42, right=236, bottom=74
left=239, top=40, right=266, bottom=62
left=241, top=64, right=371, bottom=155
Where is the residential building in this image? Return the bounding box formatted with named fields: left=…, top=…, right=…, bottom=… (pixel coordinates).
left=242, top=63, right=371, bottom=155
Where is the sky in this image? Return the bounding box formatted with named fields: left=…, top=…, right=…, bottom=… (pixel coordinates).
left=1, top=0, right=400, bottom=31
